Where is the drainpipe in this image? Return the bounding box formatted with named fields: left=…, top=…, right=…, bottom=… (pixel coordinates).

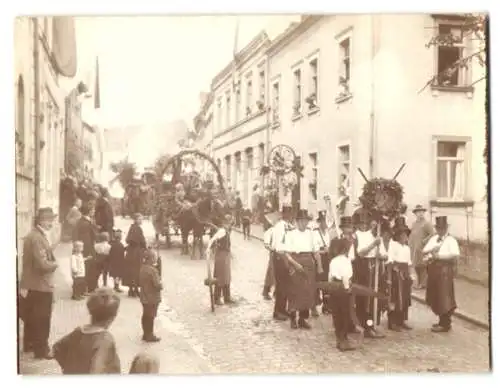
left=33, top=17, right=41, bottom=212
left=264, top=52, right=271, bottom=191
left=369, top=15, right=376, bottom=179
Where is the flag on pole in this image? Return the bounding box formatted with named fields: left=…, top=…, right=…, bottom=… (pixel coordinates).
left=94, top=57, right=101, bottom=109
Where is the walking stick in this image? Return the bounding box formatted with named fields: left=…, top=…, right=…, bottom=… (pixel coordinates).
left=204, top=248, right=216, bottom=313
left=372, top=221, right=381, bottom=327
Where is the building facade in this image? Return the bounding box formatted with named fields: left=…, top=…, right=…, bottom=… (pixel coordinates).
left=82, top=121, right=104, bottom=182
left=15, top=17, right=77, bottom=254
left=208, top=32, right=272, bottom=207
left=194, top=14, right=487, bottom=241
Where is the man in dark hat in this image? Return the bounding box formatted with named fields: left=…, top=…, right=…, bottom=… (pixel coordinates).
left=20, top=207, right=59, bottom=359
left=351, top=212, right=385, bottom=338
left=277, top=209, right=320, bottom=329
left=422, top=216, right=460, bottom=332
left=267, top=205, right=295, bottom=319
left=312, top=210, right=334, bottom=316
left=409, top=205, right=434, bottom=289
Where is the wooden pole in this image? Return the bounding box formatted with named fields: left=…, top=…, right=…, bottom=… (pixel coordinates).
left=372, top=221, right=381, bottom=328
left=392, top=163, right=406, bottom=181
left=357, top=167, right=370, bottom=183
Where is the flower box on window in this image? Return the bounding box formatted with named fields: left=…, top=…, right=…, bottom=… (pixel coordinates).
left=305, top=93, right=317, bottom=109
left=246, top=106, right=252, bottom=116
left=256, top=100, right=265, bottom=111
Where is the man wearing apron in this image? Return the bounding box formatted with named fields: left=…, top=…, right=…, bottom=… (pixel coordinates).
left=278, top=209, right=321, bottom=329
left=352, top=213, right=385, bottom=339
left=422, top=216, right=459, bottom=332
left=270, top=205, right=295, bottom=321
left=312, top=210, right=334, bottom=316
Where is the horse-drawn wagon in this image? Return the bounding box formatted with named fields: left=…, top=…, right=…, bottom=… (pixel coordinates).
left=151, top=149, right=229, bottom=259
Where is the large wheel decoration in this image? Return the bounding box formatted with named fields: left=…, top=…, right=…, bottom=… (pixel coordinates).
left=268, top=144, right=296, bottom=175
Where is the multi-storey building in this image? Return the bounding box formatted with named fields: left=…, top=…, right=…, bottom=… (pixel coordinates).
left=208, top=32, right=272, bottom=207
left=195, top=14, right=487, bottom=240
left=15, top=16, right=78, bottom=255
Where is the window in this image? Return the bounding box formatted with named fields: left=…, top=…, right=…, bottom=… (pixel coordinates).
left=216, top=98, right=222, bottom=131
left=293, top=69, right=302, bottom=115
left=258, top=70, right=265, bottom=106
left=436, top=141, right=467, bottom=199
left=338, top=145, right=351, bottom=197
left=235, top=86, right=241, bottom=122
left=308, top=152, right=318, bottom=201
left=339, top=38, right=351, bottom=90
left=16, top=76, right=25, bottom=166
left=246, top=78, right=253, bottom=116
left=272, top=81, right=280, bottom=122
left=307, top=58, right=319, bottom=109
left=435, top=23, right=467, bottom=87
left=225, top=91, right=231, bottom=128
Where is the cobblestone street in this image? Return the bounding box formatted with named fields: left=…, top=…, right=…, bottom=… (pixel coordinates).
left=19, top=218, right=490, bottom=374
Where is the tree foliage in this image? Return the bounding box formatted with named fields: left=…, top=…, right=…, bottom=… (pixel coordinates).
left=109, top=157, right=137, bottom=190
left=420, top=13, right=486, bottom=92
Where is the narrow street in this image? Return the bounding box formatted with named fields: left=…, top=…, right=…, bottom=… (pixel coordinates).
left=20, top=217, right=488, bottom=374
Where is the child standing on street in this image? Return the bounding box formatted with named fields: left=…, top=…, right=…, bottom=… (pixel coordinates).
left=108, top=229, right=125, bottom=292
left=52, top=288, right=121, bottom=374
left=94, top=232, right=111, bottom=288
left=71, top=241, right=87, bottom=300
left=328, top=238, right=357, bottom=352
left=139, top=249, right=163, bottom=342
left=241, top=208, right=252, bottom=240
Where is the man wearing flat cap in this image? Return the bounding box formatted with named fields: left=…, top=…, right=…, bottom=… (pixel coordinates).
left=422, top=216, right=459, bottom=332
left=20, top=207, right=59, bottom=359
left=409, top=205, right=434, bottom=289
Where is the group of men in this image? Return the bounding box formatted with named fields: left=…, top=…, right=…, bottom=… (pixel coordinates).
left=262, top=204, right=460, bottom=351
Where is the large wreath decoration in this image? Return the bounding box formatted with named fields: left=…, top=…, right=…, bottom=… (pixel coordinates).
left=358, top=178, right=404, bottom=221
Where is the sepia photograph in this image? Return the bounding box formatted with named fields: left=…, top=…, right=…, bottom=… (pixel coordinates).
left=13, top=8, right=491, bottom=376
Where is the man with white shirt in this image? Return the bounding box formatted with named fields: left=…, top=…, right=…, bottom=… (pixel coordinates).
left=277, top=209, right=321, bottom=329
left=422, top=216, right=459, bottom=333
left=352, top=213, right=385, bottom=339
left=270, top=205, right=295, bottom=321
left=312, top=210, right=335, bottom=316
left=386, top=225, right=414, bottom=331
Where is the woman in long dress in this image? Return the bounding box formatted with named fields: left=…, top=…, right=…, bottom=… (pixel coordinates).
left=205, top=214, right=235, bottom=305
left=124, top=213, right=147, bottom=297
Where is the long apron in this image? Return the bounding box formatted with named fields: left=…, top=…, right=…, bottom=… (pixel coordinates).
left=214, top=249, right=232, bottom=286
left=287, top=253, right=316, bottom=311
left=425, top=260, right=457, bottom=316
left=388, top=262, right=412, bottom=320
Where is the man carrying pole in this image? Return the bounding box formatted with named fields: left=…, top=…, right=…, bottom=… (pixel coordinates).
left=352, top=211, right=385, bottom=339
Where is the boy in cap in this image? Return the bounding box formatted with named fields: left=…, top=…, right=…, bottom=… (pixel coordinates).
left=329, top=238, right=357, bottom=351
left=422, top=216, right=459, bottom=332
left=139, top=249, right=163, bottom=342
left=312, top=210, right=334, bottom=316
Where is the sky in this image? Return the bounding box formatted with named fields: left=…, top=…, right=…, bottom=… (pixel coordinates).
left=71, top=15, right=301, bottom=129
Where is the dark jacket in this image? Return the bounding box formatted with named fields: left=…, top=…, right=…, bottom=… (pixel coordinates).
left=20, top=227, right=58, bottom=292
left=95, top=198, right=114, bottom=234
left=139, top=264, right=163, bottom=305
left=73, top=216, right=97, bottom=257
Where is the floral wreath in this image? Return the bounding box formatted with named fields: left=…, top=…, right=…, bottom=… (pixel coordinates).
left=358, top=177, right=404, bottom=221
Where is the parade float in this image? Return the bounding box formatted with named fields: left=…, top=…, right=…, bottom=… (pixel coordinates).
left=151, top=149, right=228, bottom=257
